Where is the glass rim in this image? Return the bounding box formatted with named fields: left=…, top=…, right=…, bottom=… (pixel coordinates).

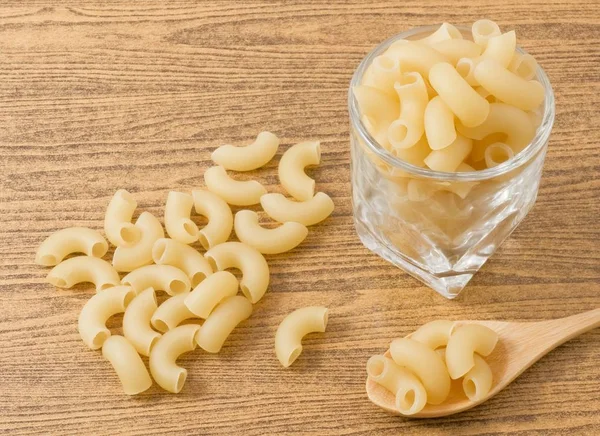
left=348, top=24, right=556, bottom=182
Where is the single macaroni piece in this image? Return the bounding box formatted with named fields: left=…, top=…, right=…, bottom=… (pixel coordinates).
left=391, top=136, right=430, bottom=167
left=78, top=285, right=136, bottom=349
left=204, top=242, right=269, bottom=304
left=123, top=287, right=161, bottom=356
left=484, top=142, right=514, bottom=168
left=508, top=53, right=538, bottom=81
left=234, top=210, right=308, bottom=254
left=424, top=135, right=473, bottom=172
left=278, top=141, right=321, bottom=201
left=184, top=271, right=239, bottom=319
left=152, top=238, right=213, bottom=287
left=480, top=31, right=517, bottom=68
left=472, top=19, right=501, bottom=48
left=102, top=335, right=153, bottom=395
left=35, top=227, right=108, bottom=266
left=149, top=324, right=200, bottom=393
left=462, top=354, right=493, bottom=401
left=390, top=337, right=451, bottom=405
left=455, top=57, right=480, bottom=87
left=362, top=55, right=402, bottom=95
left=275, top=306, right=328, bottom=368
left=475, top=86, right=497, bottom=104
left=410, top=320, right=455, bottom=349
left=204, top=166, right=267, bottom=206
left=164, top=191, right=199, bottom=244
left=445, top=324, right=499, bottom=379
left=388, top=72, right=429, bottom=150
left=457, top=103, right=535, bottom=153
left=431, top=39, right=482, bottom=64
left=419, top=22, right=462, bottom=45
left=112, top=212, right=164, bottom=272
left=47, top=256, right=120, bottom=292
left=260, top=192, right=334, bottom=226
left=353, top=85, right=400, bottom=148
left=104, top=189, right=141, bottom=247
left=211, top=131, right=280, bottom=171
left=424, top=96, right=457, bottom=150
left=151, top=292, right=196, bottom=333
left=474, top=59, right=545, bottom=111
left=470, top=132, right=509, bottom=162
left=367, top=355, right=427, bottom=415
left=121, top=265, right=191, bottom=296
left=191, top=189, right=233, bottom=249
left=429, top=62, right=489, bottom=127
left=384, top=41, right=449, bottom=78
left=195, top=296, right=252, bottom=353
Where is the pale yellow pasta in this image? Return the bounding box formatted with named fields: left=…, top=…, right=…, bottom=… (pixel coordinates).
left=472, top=19, right=501, bottom=48
left=121, top=264, right=191, bottom=296
left=384, top=41, right=449, bottom=77
left=260, top=192, right=334, bottom=226
left=431, top=39, right=482, bottom=64
left=407, top=179, right=439, bottom=202
left=123, top=287, right=161, bottom=356
left=480, top=31, right=516, bottom=68
left=508, top=53, right=538, bottom=81
left=390, top=337, right=451, bottom=405
left=112, top=212, right=164, bottom=272
left=391, top=136, right=430, bottom=167
left=191, top=188, right=233, bottom=250
left=164, top=191, right=198, bottom=244
left=234, top=210, right=308, bottom=254
left=151, top=292, right=197, bottom=333
left=104, top=189, right=141, bottom=247
left=388, top=72, right=428, bottom=150
left=419, top=22, right=462, bottom=45
left=152, top=238, right=213, bottom=287
left=474, top=86, right=497, bottom=103
left=484, top=142, right=514, bottom=168
left=195, top=295, right=252, bottom=353
left=445, top=324, right=499, bottom=379
left=211, top=131, right=279, bottom=171
left=353, top=85, right=400, bottom=148
left=204, top=166, right=267, bottom=206
left=410, top=320, right=455, bottom=349
left=462, top=354, right=493, bottom=401
left=457, top=103, right=535, bottom=154
left=102, top=335, right=153, bottom=395
left=78, top=285, right=136, bottom=349
left=184, top=271, right=238, bottom=319
left=444, top=163, right=479, bottom=199
left=275, top=306, right=328, bottom=368
left=455, top=57, right=480, bottom=86
left=362, top=55, right=403, bottom=95
left=474, top=59, right=545, bottom=111
left=429, top=62, right=489, bottom=127
left=424, top=96, right=457, bottom=150
left=47, top=256, right=120, bottom=292
left=366, top=355, right=427, bottom=415
left=424, top=134, right=473, bottom=172
left=149, top=324, right=200, bottom=393
left=470, top=132, right=508, bottom=162
left=204, top=242, right=269, bottom=304
left=278, top=141, right=321, bottom=201
left=35, top=227, right=108, bottom=266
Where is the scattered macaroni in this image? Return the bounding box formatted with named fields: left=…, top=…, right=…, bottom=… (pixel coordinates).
left=278, top=141, right=321, bottom=201
left=204, top=165, right=267, bottom=206
left=195, top=296, right=252, bottom=353
left=204, top=242, right=269, bottom=304
left=47, top=256, right=120, bottom=292
left=152, top=238, right=213, bottom=287
left=211, top=131, right=280, bottom=171
left=102, top=335, right=153, bottom=395
left=149, top=324, right=201, bottom=393
left=151, top=292, right=197, bottom=333
left=164, top=191, right=199, bottom=245
left=234, top=210, right=308, bottom=254
left=184, top=271, right=239, bottom=319
left=35, top=227, right=108, bottom=266
left=123, top=287, right=162, bottom=356
left=78, top=286, right=136, bottom=349
left=275, top=306, right=328, bottom=368
left=112, top=212, right=164, bottom=272
left=260, top=192, right=334, bottom=226
left=191, top=188, right=233, bottom=250
left=104, top=189, right=141, bottom=247
left=121, top=264, right=191, bottom=296
left=445, top=324, right=498, bottom=379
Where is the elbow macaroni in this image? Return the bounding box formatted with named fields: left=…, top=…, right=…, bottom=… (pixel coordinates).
left=102, top=335, right=153, bottom=395
left=112, top=212, right=164, bottom=272
left=410, top=320, right=455, bottom=350
left=122, top=264, right=191, bottom=296
left=164, top=191, right=199, bottom=244
left=388, top=72, right=429, bottom=150
left=123, top=287, right=161, bottom=356
left=445, top=324, right=498, bottom=379
left=47, top=256, right=120, bottom=292
left=151, top=292, right=197, bottom=333
left=195, top=296, right=252, bottom=353
left=104, top=189, right=141, bottom=247
left=424, top=96, right=457, bottom=150
left=152, top=238, right=213, bottom=287
left=191, top=188, right=233, bottom=249
left=36, top=227, right=108, bottom=266
left=211, top=131, right=280, bottom=171
left=275, top=306, right=328, bottom=368
left=260, top=192, right=334, bottom=226
left=204, top=165, right=267, bottom=206
left=184, top=271, right=239, bottom=319
left=234, top=210, right=308, bottom=254
left=278, top=141, right=321, bottom=201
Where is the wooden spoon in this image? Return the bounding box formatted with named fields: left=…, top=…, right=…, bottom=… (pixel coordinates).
left=367, top=308, right=600, bottom=418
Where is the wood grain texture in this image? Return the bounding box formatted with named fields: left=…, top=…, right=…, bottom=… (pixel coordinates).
left=0, top=1, right=599, bottom=435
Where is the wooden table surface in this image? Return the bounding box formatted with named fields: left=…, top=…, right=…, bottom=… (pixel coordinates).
left=1, top=1, right=599, bottom=435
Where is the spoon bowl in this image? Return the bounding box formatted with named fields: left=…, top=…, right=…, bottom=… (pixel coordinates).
left=367, top=308, right=600, bottom=418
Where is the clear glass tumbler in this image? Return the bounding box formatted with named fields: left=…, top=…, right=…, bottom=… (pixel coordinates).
left=349, top=25, right=555, bottom=299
